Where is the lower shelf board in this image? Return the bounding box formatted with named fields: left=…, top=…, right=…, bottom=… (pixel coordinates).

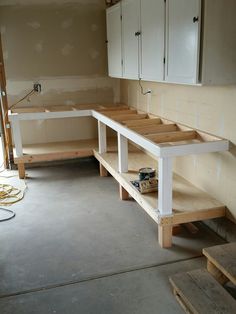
left=94, top=149, right=226, bottom=226
left=14, top=139, right=226, bottom=227
left=14, top=139, right=99, bottom=164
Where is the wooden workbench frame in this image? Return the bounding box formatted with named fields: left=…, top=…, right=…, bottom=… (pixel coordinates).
left=8, top=105, right=229, bottom=247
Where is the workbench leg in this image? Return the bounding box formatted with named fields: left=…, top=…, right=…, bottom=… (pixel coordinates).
left=18, top=163, right=25, bottom=179
left=11, top=118, right=23, bottom=157
left=119, top=185, right=129, bottom=200
left=98, top=121, right=107, bottom=154
left=99, top=163, right=108, bottom=177
left=158, top=157, right=173, bottom=216
left=118, top=133, right=128, bottom=173
left=158, top=225, right=173, bottom=248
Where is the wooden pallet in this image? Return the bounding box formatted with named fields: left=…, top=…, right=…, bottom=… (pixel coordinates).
left=203, top=242, right=236, bottom=285
left=170, top=269, right=236, bottom=314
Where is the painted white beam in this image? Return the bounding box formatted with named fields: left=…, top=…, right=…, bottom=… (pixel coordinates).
left=158, top=157, right=173, bottom=216
left=118, top=133, right=128, bottom=173
left=8, top=108, right=229, bottom=161
left=11, top=118, right=23, bottom=157
left=98, top=121, right=107, bottom=154
left=159, top=140, right=229, bottom=158
left=9, top=110, right=92, bottom=121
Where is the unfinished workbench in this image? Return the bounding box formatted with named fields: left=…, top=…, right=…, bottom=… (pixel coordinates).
left=8, top=104, right=229, bottom=248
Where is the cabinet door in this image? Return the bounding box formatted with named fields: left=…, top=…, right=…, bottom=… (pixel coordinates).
left=165, top=0, right=201, bottom=84
left=140, top=0, right=165, bottom=82
left=106, top=3, right=122, bottom=78
left=122, top=0, right=140, bottom=80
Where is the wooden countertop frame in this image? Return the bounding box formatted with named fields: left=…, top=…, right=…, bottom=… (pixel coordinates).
left=8, top=104, right=229, bottom=247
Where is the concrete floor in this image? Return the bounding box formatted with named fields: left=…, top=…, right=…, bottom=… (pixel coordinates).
left=0, top=158, right=225, bottom=313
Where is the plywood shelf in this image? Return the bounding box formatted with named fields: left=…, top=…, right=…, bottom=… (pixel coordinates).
left=14, top=139, right=98, bottom=164
left=13, top=138, right=119, bottom=164
left=22, top=139, right=98, bottom=155
left=94, top=147, right=225, bottom=226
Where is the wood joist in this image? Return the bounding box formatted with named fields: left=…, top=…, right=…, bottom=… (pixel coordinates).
left=98, top=106, right=215, bottom=146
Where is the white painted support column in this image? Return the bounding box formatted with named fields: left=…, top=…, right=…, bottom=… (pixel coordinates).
left=98, top=120, right=107, bottom=154
left=158, top=157, right=173, bottom=216
left=11, top=118, right=23, bottom=157
left=118, top=133, right=128, bottom=173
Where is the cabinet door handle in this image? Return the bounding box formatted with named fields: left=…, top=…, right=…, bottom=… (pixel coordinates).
left=135, top=31, right=141, bottom=37
left=193, top=16, right=199, bottom=23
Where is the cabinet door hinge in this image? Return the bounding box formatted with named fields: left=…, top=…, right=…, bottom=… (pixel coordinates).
left=121, top=59, right=124, bottom=66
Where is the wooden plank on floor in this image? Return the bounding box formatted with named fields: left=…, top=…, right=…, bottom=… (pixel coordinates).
left=170, top=269, right=236, bottom=314
left=203, top=243, right=236, bottom=285
left=147, top=131, right=197, bottom=143
left=122, top=118, right=162, bottom=127
left=130, top=123, right=178, bottom=135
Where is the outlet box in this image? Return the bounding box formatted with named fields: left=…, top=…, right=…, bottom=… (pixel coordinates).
left=33, top=83, right=41, bottom=93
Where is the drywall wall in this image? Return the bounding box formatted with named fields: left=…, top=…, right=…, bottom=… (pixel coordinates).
left=121, top=80, right=236, bottom=222
left=0, top=0, right=120, bottom=144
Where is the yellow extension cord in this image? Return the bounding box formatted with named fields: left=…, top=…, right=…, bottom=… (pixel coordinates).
left=0, top=183, right=25, bottom=206
left=0, top=162, right=26, bottom=206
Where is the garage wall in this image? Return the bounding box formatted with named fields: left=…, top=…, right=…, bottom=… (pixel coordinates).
left=0, top=0, right=120, bottom=144
left=121, top=80, right=236, bottom=224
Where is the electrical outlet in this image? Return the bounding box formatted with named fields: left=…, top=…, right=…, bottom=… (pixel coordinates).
left=33, top=83, right=41, bottom=93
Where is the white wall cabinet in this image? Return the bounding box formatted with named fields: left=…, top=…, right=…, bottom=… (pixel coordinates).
left=140, top=0, right=165, bottom=81
left=106, top=3, right=123, bottom=78
left=106, top=0, right=236, bottom=85
left=122, top=0, right=140, bottom=79
left=201, top=0, right=236, bottom=85
left=165, top=0, right=201, bottom=84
